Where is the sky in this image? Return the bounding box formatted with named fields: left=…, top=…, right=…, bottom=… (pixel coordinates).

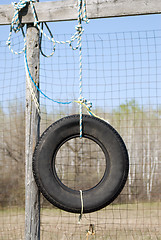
left=0, top=0, right=161, bottom=112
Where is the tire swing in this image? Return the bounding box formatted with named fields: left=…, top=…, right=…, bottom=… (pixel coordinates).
left=31, top=0, right=129, bottom=214
left=33, top=114, right=129, bottom=214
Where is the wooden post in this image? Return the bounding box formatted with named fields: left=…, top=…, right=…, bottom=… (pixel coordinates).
left=25, top=11, right=40, bottom=240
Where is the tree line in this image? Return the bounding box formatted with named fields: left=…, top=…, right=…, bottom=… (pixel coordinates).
left=0, top=99, right=161, bottom=207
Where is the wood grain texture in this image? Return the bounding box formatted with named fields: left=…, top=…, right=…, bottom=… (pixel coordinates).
left=0, top=0, right=161, bottom=25
left=25, top=22, right=40, bottom=240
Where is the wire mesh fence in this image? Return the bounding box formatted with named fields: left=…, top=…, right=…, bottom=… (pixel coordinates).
left=0, top=28, right=161, bottom=239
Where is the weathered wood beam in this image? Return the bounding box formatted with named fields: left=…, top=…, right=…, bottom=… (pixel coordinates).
left=0, top=0, right=161, bottom=25
left=25, top=20, right=40, bottom=240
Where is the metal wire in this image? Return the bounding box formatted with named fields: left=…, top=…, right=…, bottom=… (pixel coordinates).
left=0, top=29, right=161, bottom=239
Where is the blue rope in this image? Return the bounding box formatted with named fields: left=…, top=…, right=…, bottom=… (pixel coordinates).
left=7, top=0, right=97, bottom=131
left=24, top=49, right=72, bottom=105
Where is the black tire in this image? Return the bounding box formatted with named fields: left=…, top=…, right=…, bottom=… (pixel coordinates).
left=32, top=114, right=129, bottom=213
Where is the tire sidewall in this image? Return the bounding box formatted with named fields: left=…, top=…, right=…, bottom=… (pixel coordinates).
left=33, top=115, right=129, bottom=213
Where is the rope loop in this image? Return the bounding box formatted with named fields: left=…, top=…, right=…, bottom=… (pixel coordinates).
left=7, top=0, right=110, bottom=128
left=7, top=0, right=108, bottom=123
left=39, top=22, right=56, bottom=58
left=7, top=0, right=89, bottom=56
left=6, top=0, right=33, bottom=54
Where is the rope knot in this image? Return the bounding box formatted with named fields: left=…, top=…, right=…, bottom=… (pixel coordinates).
left=86, top=101, right=92, bottom=110
left=79, top=98, right=92, bottom=110
left=12, top=2, right=19, bottom=10
left=12, top=0, right=29, bottom=11
left=75, top=24, right=83, bottom=33
left=11, top=1, right=30, bottom=33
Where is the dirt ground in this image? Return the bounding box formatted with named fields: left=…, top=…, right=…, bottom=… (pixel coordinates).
left=0, top=202, right=161, bottom=240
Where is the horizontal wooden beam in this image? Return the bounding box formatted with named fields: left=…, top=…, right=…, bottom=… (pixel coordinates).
left=0, top=0, right=161, bottom=25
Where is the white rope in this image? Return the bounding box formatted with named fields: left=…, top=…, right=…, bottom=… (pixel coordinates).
left=78, top=190, right=84, bottom=223
left=8, top=0, right=107, bottom=125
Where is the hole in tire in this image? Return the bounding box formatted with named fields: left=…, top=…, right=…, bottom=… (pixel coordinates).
left=54, top=137, right=106, bottom=191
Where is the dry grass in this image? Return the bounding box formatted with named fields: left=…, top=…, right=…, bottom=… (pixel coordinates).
left=0, top=202, right=161, bottom=239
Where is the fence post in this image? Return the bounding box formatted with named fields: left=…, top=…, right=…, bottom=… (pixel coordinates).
left=25, top=13, right=40, bottom=240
